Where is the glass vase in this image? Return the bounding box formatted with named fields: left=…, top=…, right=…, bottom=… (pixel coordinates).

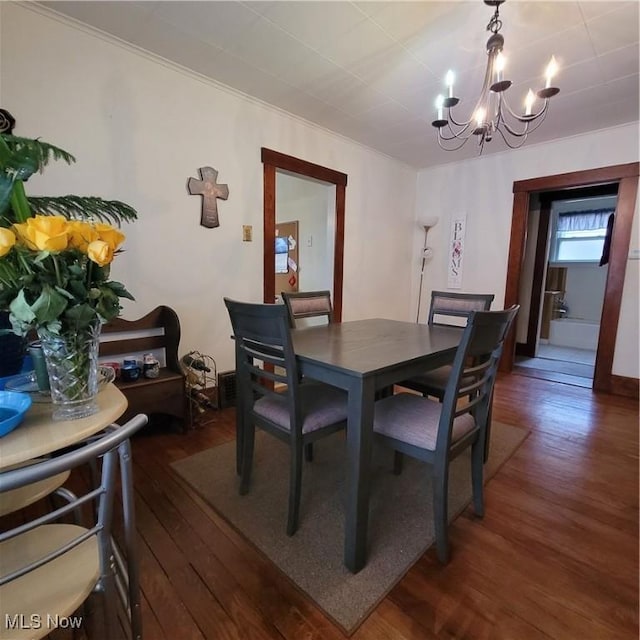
left=37, top=321, right=101, bottom=421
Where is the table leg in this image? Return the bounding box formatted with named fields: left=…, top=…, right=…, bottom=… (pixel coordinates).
left=234, top=344, right=244, bottom=475
left=344, top=377, right=375, bottom=573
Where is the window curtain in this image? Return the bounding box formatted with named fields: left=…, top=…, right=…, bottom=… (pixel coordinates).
left=557, top=208, right=614, bottom=232
left=599, top=212, right=615, bottom=267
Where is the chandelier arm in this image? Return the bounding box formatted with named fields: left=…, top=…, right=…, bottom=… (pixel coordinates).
left=437, top=133, right=471, bottom=152
left=446, top=109, right=474, bottom=129
left=500, top=101, right=549, bottom=138
left=437, top=126, right=475, bottom=149
left=499, top=111, right=531, bottom=139
left=500, top=93, right=550, bottom=123
left=440, top=118, right=475, bottom=140
left=495, top=124, right=528, bottom=149
left=448, top=52, right=495, bottom=129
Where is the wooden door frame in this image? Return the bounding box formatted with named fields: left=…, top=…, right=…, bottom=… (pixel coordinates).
left=502, top=162, right=639, bottom=396
left=262, top=148, right=347, bottom=321
left=517, top=197, right=552, bottom=357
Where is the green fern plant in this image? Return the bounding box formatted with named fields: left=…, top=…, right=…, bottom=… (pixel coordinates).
left=0, top=134, right=138, bottom=227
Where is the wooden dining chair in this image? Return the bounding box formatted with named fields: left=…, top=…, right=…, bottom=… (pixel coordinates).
left=281, top=290, right=333, bottom=328
left=224, top=297, right=348, bottom=536
left=0, top=414, right=148, bottom=640
left=373, top=305, right=519, bottom=564
left=399, top=290, right=495, bottom=399
left=281, top=289, right=336, bottom=462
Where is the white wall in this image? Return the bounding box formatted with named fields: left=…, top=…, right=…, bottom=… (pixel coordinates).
left=564, top=264, right=607, bottom=323
left=1, top=4, right=417, bottom=372
left=276, top=172, right=332, bottom=293
left=416, top=123, right=640, bottom=379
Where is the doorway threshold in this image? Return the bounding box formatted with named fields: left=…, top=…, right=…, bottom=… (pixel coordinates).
left=513, top=363, right=593, bottom=389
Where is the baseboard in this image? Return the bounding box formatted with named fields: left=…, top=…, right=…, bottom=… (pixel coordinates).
left=609, top=375, right=639, bottom=399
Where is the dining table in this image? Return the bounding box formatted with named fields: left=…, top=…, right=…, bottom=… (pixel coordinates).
left=0, top=383, right=128, bottom=471
left=290, top=317, right=463, bottom=573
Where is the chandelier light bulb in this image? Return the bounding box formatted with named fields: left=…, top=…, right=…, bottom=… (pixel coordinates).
left=445, top=70, right=455, bottom=97
left=545, top=56, right=558, bottom=88
left=475, top=107, right=486, bottom=127
left=525, top=89, right=535, bottom=116
left=435, top=94, right=445, bottom=120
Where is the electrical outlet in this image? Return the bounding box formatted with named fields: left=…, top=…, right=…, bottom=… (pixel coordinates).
left=242, top=225, right=252, bottom=242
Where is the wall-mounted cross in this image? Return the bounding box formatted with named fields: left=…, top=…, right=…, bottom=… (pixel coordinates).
left=187, top=166, right=229, bottom=228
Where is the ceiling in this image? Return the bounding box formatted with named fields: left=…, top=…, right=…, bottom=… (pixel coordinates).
left=38, top=1, right=639, bottom=169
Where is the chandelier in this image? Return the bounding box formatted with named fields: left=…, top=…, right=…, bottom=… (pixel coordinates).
left=432, top=0, right=560, bottom=153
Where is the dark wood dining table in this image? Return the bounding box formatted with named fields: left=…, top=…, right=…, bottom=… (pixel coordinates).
left=291, top=318, right=462, bottom=573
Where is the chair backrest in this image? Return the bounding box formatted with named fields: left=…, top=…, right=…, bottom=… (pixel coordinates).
left=428, top=291, right=495, bottom=327
left=437, top=306, right=519, bottom=456
left=0, top=414, right=148, bottom=636
left=224, top=298, right=303, bottom=435
left=281, top=290, right=333, bottom=328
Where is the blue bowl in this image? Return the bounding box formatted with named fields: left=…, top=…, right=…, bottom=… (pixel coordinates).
left=0, top=391, right=33, bottom=437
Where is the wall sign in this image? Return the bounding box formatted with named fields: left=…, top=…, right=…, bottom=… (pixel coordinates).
left=447, top=213, right=467, bottom=289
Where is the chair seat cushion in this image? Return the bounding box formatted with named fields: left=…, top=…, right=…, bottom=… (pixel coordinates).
left=0, top=524, right=99, bottom=640
left=399, top=365, right=476, bottom=398
left=373, top=392, right=476, bottom=450
left=254, top=381, right=348, bottom=434
left=400, top=365, right=453, bottom=395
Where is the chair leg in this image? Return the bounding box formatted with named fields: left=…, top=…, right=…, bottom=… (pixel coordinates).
left=304, top=442, right=314, bottom=462
left=471, top=440, right=485, bottom=517
left=118, top=440, right=143, bottom=640
left=236, top=408, right=244, bottom=476
left=99, top=568, right=119, bottom=640
left=287, top=440, right=303, bottom=536
left=393, top=451, right=404, bottom=475
left=432, top=468, right=450, bottom=564
left=483, top=399, right=494, bottom=464
left=239, top=421, right=255, bottom=495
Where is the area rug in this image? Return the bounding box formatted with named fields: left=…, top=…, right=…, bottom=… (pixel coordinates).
left=171, top=421, right=529, bottom=634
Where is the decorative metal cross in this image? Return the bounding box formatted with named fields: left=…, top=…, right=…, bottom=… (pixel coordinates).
left=187, top=166, right=229, bottom=228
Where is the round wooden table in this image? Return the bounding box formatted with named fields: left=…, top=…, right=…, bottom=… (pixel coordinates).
left=0, top=384, right=127, bottom=470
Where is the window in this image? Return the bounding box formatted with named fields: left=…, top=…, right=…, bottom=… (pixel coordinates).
left=550, top=209, right=614, bottom=264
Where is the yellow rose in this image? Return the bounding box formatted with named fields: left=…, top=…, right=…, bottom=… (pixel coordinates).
left=67, top=220, right=99, bottom=252
left=95, top=223, right=125, bottom=251
left=0, top=228, right=16, bottom=257
left=87, top=240, right=114, bottom=266
left=13, top=215, right=69, bottom=252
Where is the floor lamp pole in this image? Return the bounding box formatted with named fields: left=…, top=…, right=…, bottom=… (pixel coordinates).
left=416, top=225, right=431, bottom=323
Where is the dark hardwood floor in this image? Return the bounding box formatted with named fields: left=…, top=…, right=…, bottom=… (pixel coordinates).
left=61, top=372, right=640, bottom=638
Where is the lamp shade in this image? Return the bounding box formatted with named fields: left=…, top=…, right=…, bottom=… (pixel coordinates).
left=419, top=216, right=439, bottom=229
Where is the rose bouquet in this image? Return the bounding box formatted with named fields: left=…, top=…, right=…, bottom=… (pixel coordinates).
left=0, top=122, right=137, bottom=418
left=0, top=128, right=137, bottom=337
left=0, top=215, right=133, bottom=336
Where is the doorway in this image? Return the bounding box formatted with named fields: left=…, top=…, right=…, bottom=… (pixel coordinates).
left=261, top=149, right=347, bottom=320
left=514, top=185, right=618, bottom=388
left=502, top=162, right=639, bottom=396
left=275, top=171, right=336, bottom=304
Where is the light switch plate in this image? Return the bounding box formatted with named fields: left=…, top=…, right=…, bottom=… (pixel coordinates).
left=242, top=225, right=252, bottom=242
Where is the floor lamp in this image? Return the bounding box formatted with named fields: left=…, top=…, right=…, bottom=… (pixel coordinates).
left=416, top=218, right=438, bottom=323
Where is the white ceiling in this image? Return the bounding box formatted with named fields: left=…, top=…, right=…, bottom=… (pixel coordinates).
left=38, top=1, right=640, bottom=169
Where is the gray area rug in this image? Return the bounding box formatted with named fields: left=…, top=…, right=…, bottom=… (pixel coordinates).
left=171, top=421, right=529, bottom=634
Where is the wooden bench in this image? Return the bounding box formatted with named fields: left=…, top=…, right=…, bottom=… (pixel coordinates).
left=99, top=306, right=189, bottom=431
